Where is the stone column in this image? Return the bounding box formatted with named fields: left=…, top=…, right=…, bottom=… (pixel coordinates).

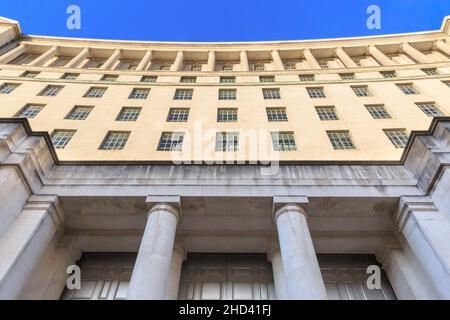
left=0, top=43, right=26, bottom=64
left=65, top=47, right=90, bottom=68
left=401, top=43, right=434, bottom=64
left=367, top=45, right=395, bottom=66
left=126, top=203, right=180, bottom=300
left=434, top=40, right=450, bottom=56
left=0, top=195, right=64, bottom=299
left=396, top=196, right=450, bottom=299
left=268, top=249, right=288, bottom=300
left=164, top=246, right=185, bottom=300
left=274, top=201, right=327, bottom=300
left=28, top=46, right=58, bottom=66
left=171, top=50, right=184, bottom=71
left=271, top=49, right=285, bottom=70
left=101, top=48, right=121, bottom=70
left=303, top=49, right=321, bottom=69
left=335, top=47, right=358, bottom=68
left=136, top=50, right=152, bottom=71
left=206, top=50, right=216, bottom=71
left=240, top=50, right=249, bottom=71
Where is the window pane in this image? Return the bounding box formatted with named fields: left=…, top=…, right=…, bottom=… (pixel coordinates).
left=266, top=108, right=288, bottom=122
left=263, top=88, right=281, bottom=99
left=218, top=89, right=236, bottom=100
left=129, top=88, right=150, bottom=99
left=158, top=132, right=185, bottom=151
left=217, top=108, right=237, bottom=122
left=316, top=106, right=338, bottom=120
left=39, top=85, right=63, bottom=97
left=100, top=131, right=130, bottom=150
left=16, top=104, right=45, bottom=118
left=327, top=131, right=356, bottom=150
left=307, top=87, right=325, bottom=98
left=384, top=129, right=409, bottom=148
left=51, top=130, right=75, bottom=149
left=167, top=108, right=189, bottom=122
left=117, top=107, right=141, bottom=121
left=215, top=132, right=239, bottom=151
left=365, top=105, right=391, bottom=119
left=67, top=106, right=93, bottom=120
left=174, top=89, right=193, bottom=100
left=271, top=132, right=297, bottom=151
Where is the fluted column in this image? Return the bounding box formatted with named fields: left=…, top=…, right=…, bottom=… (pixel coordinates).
left=28, top=46, right=58, bottom=66
left=268, top=249, right=288, bottom=300
left=274, top=202, right=327, bottom=300
left=171, top=50, right=184, bottom=71
left=65, top=47, right=90, bottom=68
left=271, top=49, right=285, bottom=70
left=434, top=40, right=450, bottom=56
left=0, top=195, right=64, bottom=299
left=0, top=43, right=26, bottom=64
left=367, top=45, right=395, bottom=66
left=402, top=43, right=434, bottom=64
left=164, top=246, right=185, bottom=300
left=136, top=50, right=152, bottom=71
left=206, top=50, right=216, bottom=71
left=127, top=203, right=179, bottom=300
left=240, top=50, right=249, bottom=71
left=335, top=47, right=358, bottom=68
left=396, top=197, right=450, bottom=299
left=303, top=49, right=321, bottom=69
left=101, top=49, right=121, bottom=70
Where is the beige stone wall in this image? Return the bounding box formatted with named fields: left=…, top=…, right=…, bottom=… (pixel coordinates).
left=0, top=16, right=449, bottom=162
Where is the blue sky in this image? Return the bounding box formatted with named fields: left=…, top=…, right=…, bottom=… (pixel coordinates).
left=0, top=0, right=449, bottom=42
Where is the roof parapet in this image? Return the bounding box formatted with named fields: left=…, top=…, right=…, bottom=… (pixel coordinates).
left=442, top=15, right=450, bottom=35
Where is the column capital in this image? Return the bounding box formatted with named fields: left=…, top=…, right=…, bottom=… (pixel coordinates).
left=146, top=195, right=181, bottom=221
left=395, top=196, right=438, bottom=232
left=272, top=195, right=308, bottom=222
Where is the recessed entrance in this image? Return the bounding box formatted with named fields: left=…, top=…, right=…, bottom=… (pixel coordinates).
left=178, top=253, right=275, bottom=300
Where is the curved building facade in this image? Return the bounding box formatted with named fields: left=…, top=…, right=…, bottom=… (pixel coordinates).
left=0, top=16, right=450, bottom=300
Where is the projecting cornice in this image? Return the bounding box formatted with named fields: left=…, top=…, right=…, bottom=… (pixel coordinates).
left=441, top=15, right=450, bottom=35
left=0, top=16, right=22, bottom=39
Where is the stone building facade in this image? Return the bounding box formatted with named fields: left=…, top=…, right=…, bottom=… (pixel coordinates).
left=0, top=16, right=450, bottom=300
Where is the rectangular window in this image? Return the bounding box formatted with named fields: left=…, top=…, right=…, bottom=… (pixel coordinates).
left=158, top=132, right=185, bottom=151
left=21, top=71, right=40, bottom=78
left=180, top=76, right=197, bottom=83
left=259, top=76, right=275, bottom=83
left=384, top=129, right=409, bottom=148
left=66, top=106, right=93, bottom=120
left=129, top=88, right=150, bottom=99
left=266, top=107, right=288, bottom=122
left=316, top=106, right=338, bottom=120
left=271, top=132, right=297, bottom=151
left=116, top=60, right=139, bottom=70
left=263, top=88, right=281, bottom=99
left=299, top=74, right=315, bottom=81
left=51, top=130, right=75, bottom=149
left=217, top=108, right=238, bottom=122
left=216, top=132, right=239, bottom=151
left=220, top=76, right=235, bottom=83
left=174, top=89, right=193, bottom=100
left=84, top=59, right=105, bottom=69
left=84, top=87, right=106, bottom=98
left=167, top=108, right=189, bottom=122
left=352, top=86, right=372, bottom=97
left=190, top=64, right=202, bottom=72
left=339, top=73, right=355, bottom=80
left=397, top=83, right=419, bottom=95
left=327, top=131, right=356, bottom=150
left=0, top=83, right=20, bottom=94
left=39, top=85, right=63, bottom=97
left=218, top=89, right=237, bottom=100
left=160, top=63, right=171, bottom=71
left=117, top=107, right=141, bottom=121
left=141, top=76, right=157, bottom=83
left=365, top=104, right=391, bottom=119
left=101, top=74, right=118, bottom=82
left=284, top=62, right=297, bottom=70
left=319, top=61, right=329, bottom=69
left=100, top=131, right=130, bottom=150
left=422, top=68, right=439, bottom=75
left=307, top=87, right=326, bottom=98
left=222, top=64, right=233, bottom=71
left=380, top=71, right=397, bottom=78
left=416, top=102, right=443, bottom=117
left=253, top=64, right=265, bottom=71
left=15, top=104, right=45, bottom=118
left=61, top=73, right=79, bottom=80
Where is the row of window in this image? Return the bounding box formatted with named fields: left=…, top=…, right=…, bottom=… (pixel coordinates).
left=49, top=128, right=411, bottom=151
left=16, top=101, right=444, bottom=122
left=16, top=68, right=442, bottom=84
left=2, top=81, right=448, bottom=100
